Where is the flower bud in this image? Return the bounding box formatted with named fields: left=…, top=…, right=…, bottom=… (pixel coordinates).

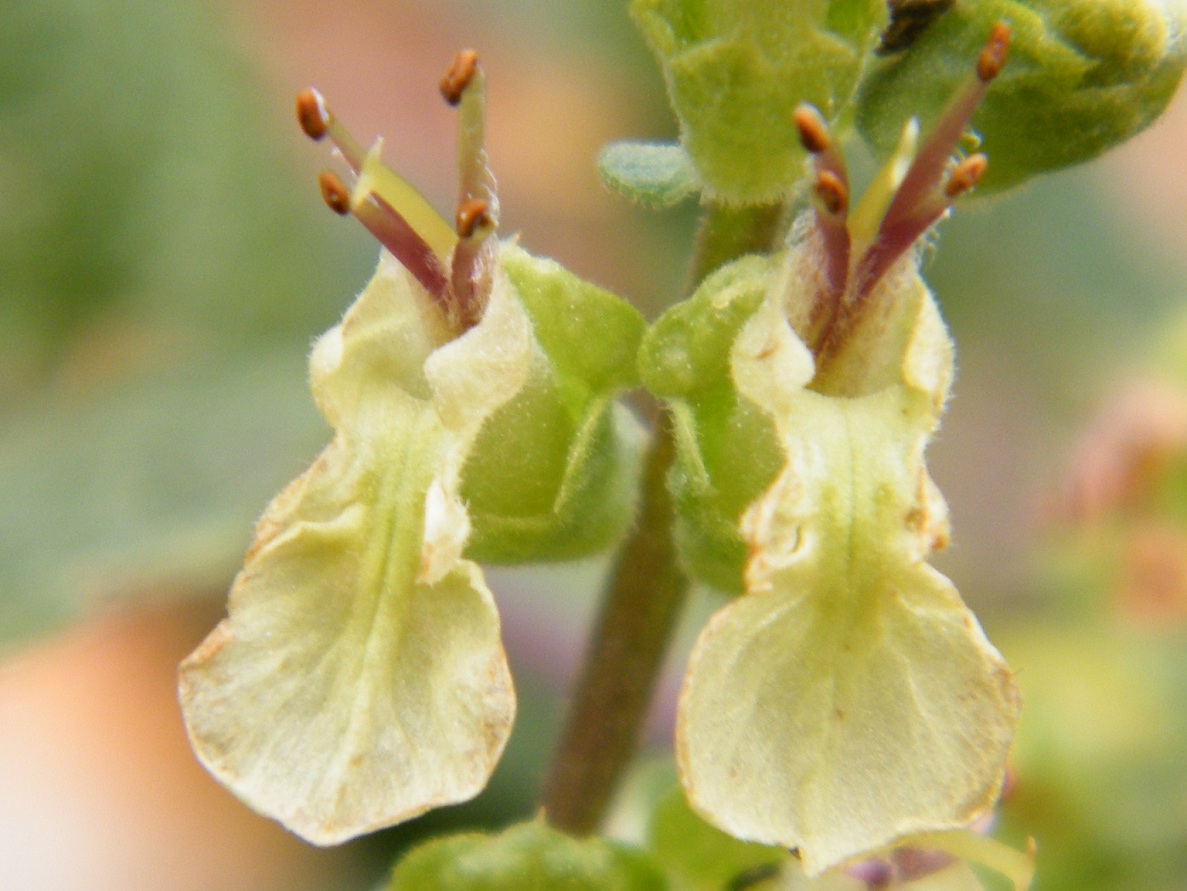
left=631, top=0, right=887, bottom=203
left=856, top=0, right=1187, bottom=192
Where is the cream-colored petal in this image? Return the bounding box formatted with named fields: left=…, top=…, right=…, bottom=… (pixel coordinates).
left=420, top=264, right=534, bottom=582
left=180, top=255, right=525, bottom=844
left=677, top=558, right=1018, bottom=875
left=678, top=286, right=1018, bottom=875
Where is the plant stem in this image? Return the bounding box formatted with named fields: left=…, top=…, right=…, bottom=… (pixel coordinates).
left=687, top=201, right=785, bottom=291
left=540, top=407, right=684, bottom=833
left=539, top=200, right=785, bottom=834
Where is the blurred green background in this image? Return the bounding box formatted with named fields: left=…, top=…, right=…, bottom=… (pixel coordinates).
left=1, top=1, right=1185, bottom=889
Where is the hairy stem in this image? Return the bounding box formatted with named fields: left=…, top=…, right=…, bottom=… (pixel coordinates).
left=540, top=408, right=685, bottom=833
left=539, top=199, right=785, bottom=834
left=687, top=201, right=785, bottom=291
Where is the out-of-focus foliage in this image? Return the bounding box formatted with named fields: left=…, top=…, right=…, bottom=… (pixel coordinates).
left=0, top=0, right=370, bottom=646
left=999, top=612, right=1187, bottom=891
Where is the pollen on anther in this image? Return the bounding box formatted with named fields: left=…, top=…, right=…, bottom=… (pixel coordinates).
left=318, top=170, right=351, bottom=215
left=944, top=153, right=988, bottom=198
left=297, top=89, right=329, bottom=141
left=815, top=170, right=848, bottom=215
left=793, top=104, right=831, bottom=154
left=976, top=22, right=1011, bottom=82
left=456, top=198, right=491, bottom=238
left=440, top=49, right=480, bottom=106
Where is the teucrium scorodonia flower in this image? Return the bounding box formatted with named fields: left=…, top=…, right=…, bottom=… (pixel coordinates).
left=643, top=26, right=1022, bottom=874
left=180, top=53, right=643, bottom=843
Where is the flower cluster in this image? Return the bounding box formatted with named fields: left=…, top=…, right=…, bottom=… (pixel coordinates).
left=177, top=0, right=1185, bottom=887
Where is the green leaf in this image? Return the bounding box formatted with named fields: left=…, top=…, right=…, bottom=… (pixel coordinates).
left=856, top=0, right=1187, bottom=193
left=598, top=142, right=701, bottom=207
left=388, top=821, right=672, bottom=890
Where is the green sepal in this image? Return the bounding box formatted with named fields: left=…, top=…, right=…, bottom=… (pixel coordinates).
left=461, top=244, right=647, bottom=563
left=631, top=0, right=886, bottom=203
left=856, top=0, right=1187, bottom=193
left=647, top=786, right=790, bottom=891
left=639, top=255, right=784, bottom=593
left=387, top=821, right=673, bottom=890
left=598, top=141, right=702, bottom=207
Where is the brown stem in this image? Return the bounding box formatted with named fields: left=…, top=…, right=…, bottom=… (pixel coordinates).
left=540, top=199, right=786, bottom=834
left=539, top=411, right=686, bottom=833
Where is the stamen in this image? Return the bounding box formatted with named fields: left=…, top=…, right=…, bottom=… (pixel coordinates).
left=440, top=49, right=480, bottom=107
left=442, top=49, right=499, bottom=330
left=814, top=171, right=848, bottom=216
left=793, top=104, right=853, bottom=353
left=318, top=170, right=351, bottom=215
left=793, top=104, right=849, bottom=191
left=794, top=105, right=831, bottom=155
left=295, top=87, right=365, bottom=171
left=297, top=89, right=329, bottom=141
left=944, top=153, right=988, bottom=198
left=456, top=199, right=491, bottom=238
left=977, top=23, right=1011, bottom=83
left=854, top=23, right=1011, bottom=296
left=812, top=23, right=1010, bottom=380
left=448, top=51, right=498, bottom=222
left=351, top=190, right=449, bottom=297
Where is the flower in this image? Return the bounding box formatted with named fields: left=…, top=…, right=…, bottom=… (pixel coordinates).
left=640, top=25, right=1022, bottom=875
left=179, top=51, right=644, bottom=844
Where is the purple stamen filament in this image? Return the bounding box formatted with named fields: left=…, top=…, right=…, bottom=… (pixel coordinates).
left=803, top=23, right=1009, bottom=370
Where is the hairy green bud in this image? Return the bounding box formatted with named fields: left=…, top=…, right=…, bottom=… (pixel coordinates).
left=631, top=0, right=886, bottom=203
left=857, top=0, right=1187, bottom=192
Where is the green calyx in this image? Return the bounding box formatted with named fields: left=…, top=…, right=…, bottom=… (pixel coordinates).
left=460, top=244, right=646, bottom=564
left=639, top=255, right=785, bottom=592
left=856, top=0, right=1187, bottom=192
left=631, top=0, right=887, bottom=203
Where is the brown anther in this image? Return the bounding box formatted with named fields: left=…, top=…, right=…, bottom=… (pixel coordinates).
left=976, top=22, right=1011, bottom=82
left=440, top=50, right=480, bottom=106
left=456, top=198, right=491, bottom=238
left=814, top=170, right=849, bottom=215
left=296, top=89, right=329, bottom=140
left=944, top=153, right=988, bottom=198
left=318, top=170, right=351, bottom=215
left=793, top=104, right=831, bottom=154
